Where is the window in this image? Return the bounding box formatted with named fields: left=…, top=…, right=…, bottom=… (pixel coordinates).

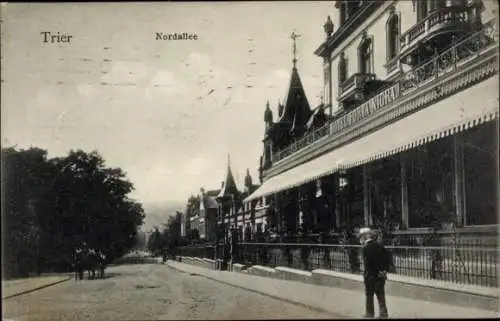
left=370, top=156, right=402, bottom=229
left=417, top=0, right=428, bottom=21
left=358, top=37, right=372, bottom=74
left=339, top=1, right=346, bottom=25
left=463, top=121, right=498, bottom=226
left=406, top=137, right=455, bottom=228
left=434, top=0, right=446, bottom=10
left=265, top=145, right=271, bottom=165
left=338, top=53, right=348, bottom=84
left=386, top=14, right=399, bottom=60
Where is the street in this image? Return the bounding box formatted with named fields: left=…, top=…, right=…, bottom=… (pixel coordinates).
left=2, top=261, right=339, bottom=320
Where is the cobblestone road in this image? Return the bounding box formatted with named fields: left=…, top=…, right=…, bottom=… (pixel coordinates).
left=3, top=262, right=339, bottom=320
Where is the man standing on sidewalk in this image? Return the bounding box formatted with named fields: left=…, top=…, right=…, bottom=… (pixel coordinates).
left=359, top=227, right=393, bottom=319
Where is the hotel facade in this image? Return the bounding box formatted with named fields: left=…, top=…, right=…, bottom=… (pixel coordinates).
left=241, top=0, right=499, bottom=286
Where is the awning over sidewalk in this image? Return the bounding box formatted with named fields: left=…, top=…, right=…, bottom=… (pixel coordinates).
left=244, top=77, right=499, bottom=203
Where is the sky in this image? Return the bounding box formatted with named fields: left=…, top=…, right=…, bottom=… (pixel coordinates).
left=1, top=1, right=335, bottom=206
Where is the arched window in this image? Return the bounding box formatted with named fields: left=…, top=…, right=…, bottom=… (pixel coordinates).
left=265, top=144, right=271, bottom=165
left=386, top=14, right=399, bottom=60
left=358, top=36, right=373, bottom=74
left=338, top=53, right=348, bottom=84
left=338, top=1, right=346, bottom=25
left=417, top=0, right=428, bottom=21
left=432, top=0, right=447, bottom=11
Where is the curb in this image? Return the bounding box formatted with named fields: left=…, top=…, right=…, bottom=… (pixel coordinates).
left=3, top=276, right=72, bottom=300
left=165, top=263, right=346, bottom=318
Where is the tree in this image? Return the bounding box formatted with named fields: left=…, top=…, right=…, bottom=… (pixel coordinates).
left=185, top=195, right=200, bottom=219
left=147, top=228, right=163, bottom=255
left=166, top=212, right=182, bottom=248
left=2, top=147, right=56, bottom=276
left=2, top=147, right=145, bottom=277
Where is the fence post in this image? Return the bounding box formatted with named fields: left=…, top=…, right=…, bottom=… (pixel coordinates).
left=433, top=48, right=439, bottom=78
left=451, top=35, right=457, bottom=69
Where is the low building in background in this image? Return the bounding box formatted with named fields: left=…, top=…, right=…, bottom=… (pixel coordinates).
left=199, top=188, right=220, bottom=241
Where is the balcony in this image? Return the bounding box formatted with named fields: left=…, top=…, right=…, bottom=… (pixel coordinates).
left=269, top=20, right=497, bottom=165
left=272, top=124, right=330, bottom=163
left=384, top=56, right=401, bottom=77
left=338, top=73, right=376, bottom=102
left=400, top=6, right=475, bottom=62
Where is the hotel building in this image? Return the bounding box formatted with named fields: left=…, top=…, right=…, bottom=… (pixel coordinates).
left=243, top=0, right=498, bottom=280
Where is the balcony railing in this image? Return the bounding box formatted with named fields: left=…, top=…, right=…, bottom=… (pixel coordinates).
left=399, top=19, right=497, bottom=93
left=400, top=6, right=473, bottom=52
left=272, top=122, right=330, bottom=162
left=270, top=19, right=497, bottom=164
left=385, top=57, right=399, bottom=74
left=338, top=73, right=376, bottom=98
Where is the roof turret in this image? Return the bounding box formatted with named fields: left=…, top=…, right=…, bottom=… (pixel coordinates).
left=217, top=154, right=239, bottom=199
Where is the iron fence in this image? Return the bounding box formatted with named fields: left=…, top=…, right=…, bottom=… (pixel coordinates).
left=237, top=242, right=498, bottom=288
left=178, top=244, right=217, bottom=260
left=272, top=19, right=498, bottom=163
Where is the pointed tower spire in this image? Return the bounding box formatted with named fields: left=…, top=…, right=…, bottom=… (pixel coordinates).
left=218, top=153, right=238, bottom=199
left=244, top=168, right=253, bottom=193
left=279, top=65, right=311, bottom=125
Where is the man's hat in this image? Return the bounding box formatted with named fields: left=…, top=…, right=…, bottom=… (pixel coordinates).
left=358, top=227, right=376, bottom=237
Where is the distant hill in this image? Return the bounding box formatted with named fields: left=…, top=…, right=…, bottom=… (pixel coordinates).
left=141, top=200, right=185, bottom=232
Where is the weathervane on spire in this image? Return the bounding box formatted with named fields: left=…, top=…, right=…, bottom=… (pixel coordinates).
left=291, top=30, right=301, bottom=68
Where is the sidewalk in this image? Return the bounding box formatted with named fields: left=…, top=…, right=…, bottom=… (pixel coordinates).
left=2, top=275, right=71, bottom=299
left=166, top=261, right=500, bottom=319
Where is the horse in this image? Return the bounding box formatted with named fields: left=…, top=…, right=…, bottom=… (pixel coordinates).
left=86, top=248, right=98, bottom=279
left=95, top=250, right=107, bottom=279
left=73, top=247, right=86, bottom=281
left=73, top=247, right=106, bottom=280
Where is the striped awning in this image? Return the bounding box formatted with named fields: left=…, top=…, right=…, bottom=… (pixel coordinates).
left=244, top=77, right=498, bottom=203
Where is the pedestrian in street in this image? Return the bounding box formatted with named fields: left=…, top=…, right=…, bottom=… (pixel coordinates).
left=359, top=227, right=393, bottom=319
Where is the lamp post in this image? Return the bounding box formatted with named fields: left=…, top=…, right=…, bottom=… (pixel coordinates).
left=231, top=194, right=236, bottom=228
left=28, top=199, right=41, bottom=275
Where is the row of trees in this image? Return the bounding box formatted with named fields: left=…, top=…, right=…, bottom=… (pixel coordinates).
left=147, top=193, right=207, bottom=256
left=146, top=211, right=203, bottom=256
left=2, top=147, right=145, bottom=278
left=147, top=212, right=182, bottom=256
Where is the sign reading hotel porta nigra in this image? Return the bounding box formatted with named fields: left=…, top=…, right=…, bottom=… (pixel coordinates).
left=331, top=83, right=401, bottom=134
